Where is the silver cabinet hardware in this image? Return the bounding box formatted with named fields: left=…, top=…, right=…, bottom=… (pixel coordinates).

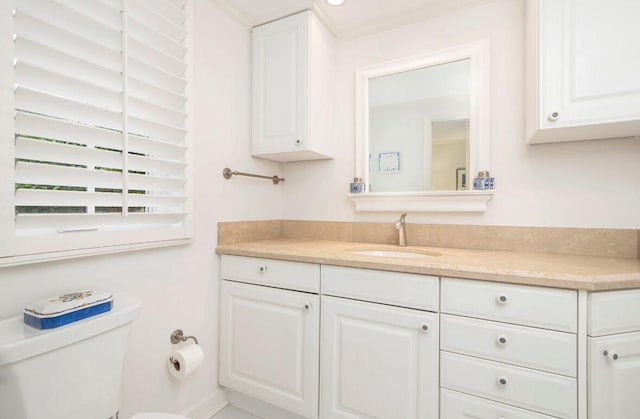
left=497, top=336, right=508, bottom=345
left=497, top=376, right=508, bottom=387
left=259, top=266, right=268, bottom=272
left=548, top=111, right=560, bottom=121
left=603, top=350, right=619, bottom=361
left=421, top=324, right=429, bottom=332
left=497, top=294, right=508, bottom=304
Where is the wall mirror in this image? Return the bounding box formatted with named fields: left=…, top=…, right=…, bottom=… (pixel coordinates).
left=352, top=40, right=493, bottom=212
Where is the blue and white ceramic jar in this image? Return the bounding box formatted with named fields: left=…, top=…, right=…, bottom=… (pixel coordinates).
left=473, top=171, right=495, bottom=190
left=350, top=177, right=366, bottom=193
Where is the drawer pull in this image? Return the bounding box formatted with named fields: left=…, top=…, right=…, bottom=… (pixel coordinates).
left=421, top=324, right=429, bottom=332
left=496, top=294, right=508, bottom=305
left=497, top=376, right=508, bottom=387
left=497, top=335, right=508, bottom=345
left=603, top=350, right=619, bottom=361
left=304, top=304, right=311, bottom=310
left=258, top=266, right=268, bottom=272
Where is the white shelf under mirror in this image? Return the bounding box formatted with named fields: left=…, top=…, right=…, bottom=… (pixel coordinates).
left=348, top=190, right=494, bottom=212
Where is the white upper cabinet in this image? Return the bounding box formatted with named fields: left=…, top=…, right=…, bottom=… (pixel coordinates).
left=526, top=0, right=640, bottom=144
left=252, top=11, right=335, bottom=162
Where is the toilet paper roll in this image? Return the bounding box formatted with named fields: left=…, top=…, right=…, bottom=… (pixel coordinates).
left=168, top=344, right=204, bottom=380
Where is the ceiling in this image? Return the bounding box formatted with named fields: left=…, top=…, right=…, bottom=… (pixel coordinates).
left=216, top=0, right=496, bottom=39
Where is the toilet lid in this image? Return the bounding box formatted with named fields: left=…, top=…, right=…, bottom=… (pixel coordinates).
left=129, top=413, right=189, bottom=419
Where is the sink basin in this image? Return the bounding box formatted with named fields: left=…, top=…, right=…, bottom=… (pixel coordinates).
left=348, top=249, right=439, bottom=258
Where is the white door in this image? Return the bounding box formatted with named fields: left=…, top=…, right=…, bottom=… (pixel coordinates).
left=219, top=280, right=319, bottom=418
left=538, top=0, right=640, bottom=130
left=320, top=296, right=439, bottom=419
left=252, top=12, right=309, bottom=155
left=588, top=331, right=640, bottom=419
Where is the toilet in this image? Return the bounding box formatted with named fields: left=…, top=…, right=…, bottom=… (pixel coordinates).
left=0, top=294, right=188, bottom=419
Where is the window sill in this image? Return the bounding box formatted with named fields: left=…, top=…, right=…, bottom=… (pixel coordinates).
left=0, top=238, right=193, bottom=268
left=347, top=190, right=495, bottom=212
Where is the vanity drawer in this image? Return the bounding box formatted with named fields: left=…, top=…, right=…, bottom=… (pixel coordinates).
left=441, top=277, right=577, bottom=332
left=441, top=352, right=577, bottom=419
left=588, top=289, right=640, bottom=336
left=441, top=314, right=577, bottom=376
left=441, top=388, right=556, bottom=419
left=221, top=255, right=320, bottom=293
left=321, top=265, right=438, bottom=311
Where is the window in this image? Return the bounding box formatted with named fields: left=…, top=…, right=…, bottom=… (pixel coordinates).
left=0, top=0, right=192, bottom=264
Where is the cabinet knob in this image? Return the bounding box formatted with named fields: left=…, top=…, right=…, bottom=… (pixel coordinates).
left=548, top=111, right=560, bottom=121
left=258, top=266, right=268, bottom=272
left=497, top=335, right=508, bottom=345
left=603, top=350, right=619, bottom=361
left=304, top=304, right=311, bottom=310
left=295, top=139, right=302, bottom=145
left=496, top=294, right=508, bottom=305
left=421, top=324, right=429, bottom=332
left=497, top=376, right=508, bottom=387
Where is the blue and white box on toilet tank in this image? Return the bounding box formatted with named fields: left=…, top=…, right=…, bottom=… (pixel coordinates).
left=23, top=290, right=114, bottom=329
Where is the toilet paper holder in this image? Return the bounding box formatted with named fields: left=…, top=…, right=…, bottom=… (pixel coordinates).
left=170, top=329, right=199, bottom=345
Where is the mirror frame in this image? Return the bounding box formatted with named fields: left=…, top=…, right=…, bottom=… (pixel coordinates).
left=351, top=40, right=493, bottom=212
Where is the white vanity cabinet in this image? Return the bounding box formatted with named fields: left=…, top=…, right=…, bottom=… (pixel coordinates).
left=219, top=255, right=321, bottom=418
left=525, top=0, right=640, bottom=144
left=219, top=253, right=640, bottom=419
left=320, top=266, right=440, bottom=419
left=440, top=277, right=578, bottom=419
left=252, top=10, right=334, bottom=162
left=587, top=289, right=640, bottom=419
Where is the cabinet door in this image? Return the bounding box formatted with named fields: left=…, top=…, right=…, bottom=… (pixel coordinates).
left=588, top=331, right=640, bottom=419
left=320, top=296, right=439, bottom=419
left=529, top=0, right=640, bottom=142
left=219, top=280, right=319, bottom=418
left=252, top=12, right=308, bottom=155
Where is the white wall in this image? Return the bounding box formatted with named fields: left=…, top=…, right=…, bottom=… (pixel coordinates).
left=0, top=0, right=282, bottom=417
left=281, top=0, right=640, bottom=229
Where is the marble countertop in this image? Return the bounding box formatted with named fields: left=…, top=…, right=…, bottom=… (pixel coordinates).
left=216, top=239, right=640, bottom=291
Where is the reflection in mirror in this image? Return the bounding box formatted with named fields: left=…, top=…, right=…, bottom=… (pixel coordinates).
left=368, top=60, right=470, bottom=192
left=432, top=119, right=469, bottom=191
left=354, top=40, right=491, bottom=208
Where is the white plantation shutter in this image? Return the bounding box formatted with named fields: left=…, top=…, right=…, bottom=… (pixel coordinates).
left=2, top=0, right=191, bottom=259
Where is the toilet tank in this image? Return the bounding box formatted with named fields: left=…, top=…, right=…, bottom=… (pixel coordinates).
left=0, top=294, right=140, bottom=419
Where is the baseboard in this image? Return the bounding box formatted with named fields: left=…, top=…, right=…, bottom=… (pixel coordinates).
left=228, top=390, right=307, bottom=419
left=183, top=388, right=230, bottom=419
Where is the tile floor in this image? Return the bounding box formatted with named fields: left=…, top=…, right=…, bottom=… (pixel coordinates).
left=211, top=405, right=261, bottom=419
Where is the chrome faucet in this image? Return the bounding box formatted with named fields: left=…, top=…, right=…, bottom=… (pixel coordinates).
left=394, top=213, right=408, bottom=247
